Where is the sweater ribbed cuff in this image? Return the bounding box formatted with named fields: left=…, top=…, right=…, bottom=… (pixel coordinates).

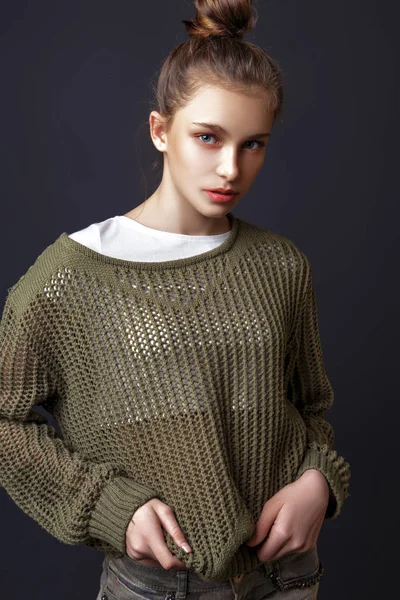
left=294, top=443, right=351, bottom=520
left=88, top=476, right=158, bottom=554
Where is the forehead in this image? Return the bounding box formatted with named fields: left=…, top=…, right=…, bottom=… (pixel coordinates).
left=175, top=85, right=274, bottom=132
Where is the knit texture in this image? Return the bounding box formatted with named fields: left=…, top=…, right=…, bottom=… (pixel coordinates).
left=0, top=212, right=351, bottom=582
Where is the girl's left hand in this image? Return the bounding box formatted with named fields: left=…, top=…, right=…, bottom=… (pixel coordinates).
left=245, top=469, right=330, bottom=562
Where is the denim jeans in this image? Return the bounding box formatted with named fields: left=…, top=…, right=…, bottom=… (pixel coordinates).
left=95, top=545, right=323, bottom=600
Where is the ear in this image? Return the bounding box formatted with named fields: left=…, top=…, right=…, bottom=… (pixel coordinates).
left=148, top=111, right=169, bottom=152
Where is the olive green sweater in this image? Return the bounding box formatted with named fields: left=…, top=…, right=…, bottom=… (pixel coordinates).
left=0, top=212, right=351, bottom=582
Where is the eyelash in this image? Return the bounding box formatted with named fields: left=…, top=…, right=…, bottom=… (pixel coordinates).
left=196, top=134, right=266, bottom=151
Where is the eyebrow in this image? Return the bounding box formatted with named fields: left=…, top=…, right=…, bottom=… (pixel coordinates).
left=191, top=121, right=271, bottom=138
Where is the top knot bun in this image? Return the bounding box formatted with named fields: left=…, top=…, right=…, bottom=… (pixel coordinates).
left=182, top=0, right=257, bottom=40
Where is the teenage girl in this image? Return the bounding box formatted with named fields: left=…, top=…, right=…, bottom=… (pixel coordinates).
left=0, top=1, right=350, bottom=599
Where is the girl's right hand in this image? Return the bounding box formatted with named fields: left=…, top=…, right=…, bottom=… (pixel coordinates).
left=125, top=498, right=192, bottom=570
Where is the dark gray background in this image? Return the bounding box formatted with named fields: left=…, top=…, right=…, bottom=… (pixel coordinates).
left=0, top=0, right=397, bottom=598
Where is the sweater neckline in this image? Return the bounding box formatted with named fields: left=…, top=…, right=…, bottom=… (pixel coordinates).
left=59, top=211, right=240, bottom=270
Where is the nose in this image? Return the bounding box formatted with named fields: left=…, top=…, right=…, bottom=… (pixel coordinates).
left=216, top=147, right=240, bottom=181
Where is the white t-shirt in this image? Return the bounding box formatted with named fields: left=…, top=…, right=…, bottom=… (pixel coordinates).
left=68, top=215, right=231, bottom=262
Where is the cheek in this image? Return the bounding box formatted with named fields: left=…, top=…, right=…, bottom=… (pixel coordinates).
left=176, top=140, right=214, bottom=174
left=246, top=154, right=265, bottom=177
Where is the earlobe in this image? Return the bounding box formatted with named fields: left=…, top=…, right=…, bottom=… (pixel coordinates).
left=150, top=132, right=166, bottom=153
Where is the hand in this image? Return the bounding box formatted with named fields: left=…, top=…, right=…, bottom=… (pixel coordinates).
left=245, top=469, right=330, bottom=562
left=126, top=498, right=192, bottom=569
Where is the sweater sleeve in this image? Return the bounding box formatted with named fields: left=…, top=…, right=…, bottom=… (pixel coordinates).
left=285, top=258, right=351, bottom=520
left=0, top=285, right=158, bottom=555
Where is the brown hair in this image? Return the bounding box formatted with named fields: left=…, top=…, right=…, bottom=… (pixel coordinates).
left=150, top=0, right=284, bottom=135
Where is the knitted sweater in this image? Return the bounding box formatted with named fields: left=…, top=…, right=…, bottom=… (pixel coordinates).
left=0, top=211, right=351, bottom=582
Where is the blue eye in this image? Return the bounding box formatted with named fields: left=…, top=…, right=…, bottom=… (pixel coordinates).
left=197, top=134, right=265, bottom=150
left=198, top=134, right=216, bottom=144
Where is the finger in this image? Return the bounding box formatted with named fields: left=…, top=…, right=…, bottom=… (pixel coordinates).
left=257, top=523, right=290, bottom=562
left=260, top=539, right=289, bottom=562
left=157, top=506, right=192, bottom=554
left=246, top=515, right=275, bottom=547
left=149, top=526, right=187, bottom=569
left=247, top=498, right=284, bottom=547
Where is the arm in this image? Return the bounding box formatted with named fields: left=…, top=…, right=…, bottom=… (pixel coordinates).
left=0, top=286, right=158, bottom=554
left=284, top=256, right=351, bottom=519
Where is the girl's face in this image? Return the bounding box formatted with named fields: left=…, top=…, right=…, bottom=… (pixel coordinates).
left=150, top=84, right=275, bottom=219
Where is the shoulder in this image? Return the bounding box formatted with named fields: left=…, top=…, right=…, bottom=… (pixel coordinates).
left=3, top=232, right=73, bottom=317
left=236, top=216, right=312, bottom=275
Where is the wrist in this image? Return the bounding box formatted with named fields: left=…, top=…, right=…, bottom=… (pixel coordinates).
left=299, top=468, right=330, bottom=492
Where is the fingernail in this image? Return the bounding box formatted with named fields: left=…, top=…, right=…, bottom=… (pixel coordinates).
left=181, top=543, right=191, bottom=553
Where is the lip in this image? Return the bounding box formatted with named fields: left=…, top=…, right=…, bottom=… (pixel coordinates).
left=206, top=188, right=238, bottom=194
left=204, top=189, right=238, bottom=203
